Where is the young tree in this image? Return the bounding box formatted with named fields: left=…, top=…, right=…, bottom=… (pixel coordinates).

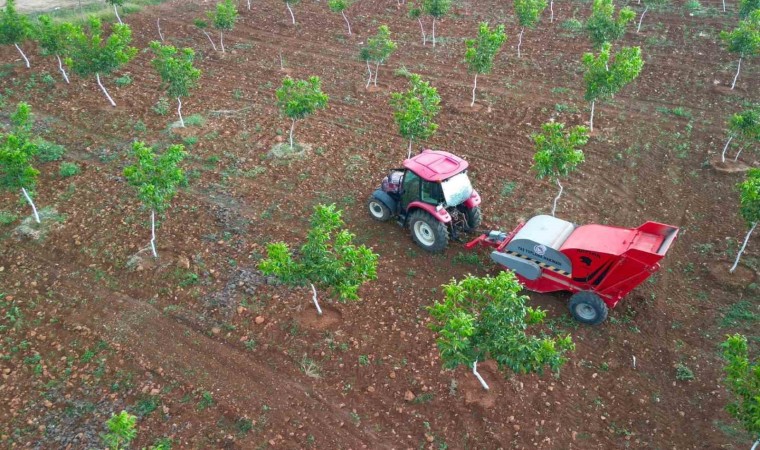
left=731, top=168, right=760, bottom=273
left=359, top=25, right=397, bottom=88
left=585, top=0, right=635, bottom=48
left=259, top=204, right=379, bottom=302
left=0, top=0, right=32, bottom=69
left=721, top=334, right=760, bottom=450
left=582, top=42, right=643, bottom=131
left=739, top=0, right=760, bottom=18
left=105, top=0, right=125, bottom=24
left=532, top=122, right=588, bottom=216
left=102, top=411, right=137, bottom=450
left=0, top=103, right=41, bottom=224
left=194, top=19, right=217, bottom=51
left=721, top=10, right=760, bottom=90
left=123, top=142, right=187, bottom=259
left=207, top=0, right=238, bottom=53
left=464, top=23, right=506, bottom=106
left=328, top=0, right=353, bottom=35
left=428, top=271, right=575, bottom=377
left=408, top=2, right=426, bottom=45
left=284, top=0, right=301, bottom=25
left=35, top=15, right=75, bottom=83
left=275, top=76, right=329, bottom=149
left=149, top=42, right=202, bottom=128
left=721, top=106, right=760, bottom=163
left=636, top=0, right=669, bottom=33
left=66, top=17, right=137, bottom=107
left=514, top=0, right=547, bottom=57
left=422, top=0, right=451, bottom=47
left=390, top=74, right=441, bottom=158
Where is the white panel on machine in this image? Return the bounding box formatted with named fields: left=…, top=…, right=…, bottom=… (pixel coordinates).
left=512, top=215, right=576, bottom=250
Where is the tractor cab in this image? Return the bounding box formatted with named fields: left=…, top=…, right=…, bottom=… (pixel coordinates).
left=367, top=150, right=482, bottom=253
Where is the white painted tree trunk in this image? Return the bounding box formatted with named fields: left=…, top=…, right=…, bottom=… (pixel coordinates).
left=177, top=97, right=184, bottom=127
left=14, top=43, right=30, bottom=69
left=721, top=135, right=733, bottom=163
left=310, top=283, right=322, bottom=315
left=471, top=73, right=478, bottom=107
left=750, top=438, right=759, bottom=450
left=247, top=0, right=251, bottom=10
left=418, top=18, right=426, bottom=44
left=637, top=6, right=648, bottom=33
left=722, top=0, right=726, bottom=12
left=341, top=11, right=351, bottom=35
left=21, top=187, right=40, bottom=224
left=473, top=359, right=489, bottom=390
left=365, top=60, right=372, bottom=88
left=56, top=54, right=70, bottom=83
left=157, top=18, right=164, bottom=41
left=518, top=27, right=524, bottom=57
left=730, top=222, right=756, bottom=273
left=589, top=101, right=595, bottom=131
left=550, top=0, right=554, bottom=22
left=407, top=139, right=413, bottom=159
left=551, top=178, right=563, bottom=217
left=432, top=18, right=436, bottom=47
left=734, top=146, right=745, bottom=162
left=731, top=57, right=742, bottom=89
left=220, top=31, right=225, bottom=53
left=96, top=73, right=116, bottom=107
left=203, top=31, right=218, bottom=51
left=286, top=2, right=295, bottom=24
left=373, top=61, right=380, bottom=86
left=289, top=118, right=296, bottom=148
left=150, top=209, right=158, bottom=258
left=113, top=4, right=123, bottom=24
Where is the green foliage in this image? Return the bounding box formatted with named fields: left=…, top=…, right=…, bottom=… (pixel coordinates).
left=0, top=104, right=38, bottom=192
left=208, top=0, right=238, bottom=32
left=739, top=168, right=760, bottom=226
left=35, top=15, right=75, bottom=57
left=105, top=0, right=125, bottom=8
left=59, top=162, right=80, bottom=178
left=114, top=74, right=132, bottom=86
left=428, top=271, right=575, bottom=375
left=65, top=17, right=138, bottom=77
left=464, top=23, right=507, bottom=75
left=532, top=122, right=588, bottom=181
left=515, top=0, right=548, bottom=29
left=102, top=410, right=137, bottom=450
left=34, top=139, right=66, bottom=162
left=0, top=0, right=31, bottom=47
left=422, top=0, right=451, bottom=18
left=675, top=363, right=695, bottom=381
left=275, top=76, right=329, bottom=121
left=728, top=106, right=760, bottom=146
left=585, top=0, right=635, bottom=48
left=149, top=41, right=201, bottom=99
left=408, top=1, right=423, bottom=18
left=10, top=101, right=32, bottom=140
left=259, top=204, right=379, bottom=302
left=721, top=10, right=760, bottom=58
left=739, top=0, right=760, bottom=19
left=390, top=74, right=441, bottom=144
left=152, top=97, right=170, bottom=115
left=328, top=0, right=350, bottom=13
left=721, top=334, right=760, bottom=442
left=123, top=142, right=187, bottom=213
left=582, top=42, right=643, bottom=103
left=360, top=25, right=397, bottom=65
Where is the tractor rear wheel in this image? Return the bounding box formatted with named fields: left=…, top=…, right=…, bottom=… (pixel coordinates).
left=464, top=206, right=482, bottom=232
left=568, top=291, right=608, bottom=325
left=408, top=210, right=449, bottom=253
left=367, top=197, right=391, bottom=222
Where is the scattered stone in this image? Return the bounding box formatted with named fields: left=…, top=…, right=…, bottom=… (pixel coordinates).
left=176, top=255, right=191, bottom=270
left=211, top=327, right=221, bottom=335
left=255, top=316, right=265, bottom=325
left=389, top=371, right=396, bottom=379
left=404, top=390, right=416, bottom=402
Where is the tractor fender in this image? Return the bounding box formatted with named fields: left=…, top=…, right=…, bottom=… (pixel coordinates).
left=407, top=201, right=452, bottom=223
left=372, top=190, right=397, bottom=213
left=463, top=189, right=481, bottom=209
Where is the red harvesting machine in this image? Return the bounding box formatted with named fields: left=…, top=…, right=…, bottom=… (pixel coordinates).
left=466, top=215, right=679, bottom=325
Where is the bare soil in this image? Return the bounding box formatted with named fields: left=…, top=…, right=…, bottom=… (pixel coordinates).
left=0, top=0, right=759, bottom=448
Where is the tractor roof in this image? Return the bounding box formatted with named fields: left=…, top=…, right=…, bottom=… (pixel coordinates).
left=404, top=150, right=469, bottom=182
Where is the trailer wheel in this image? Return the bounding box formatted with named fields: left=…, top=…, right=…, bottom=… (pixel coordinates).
left=367, top=197, right=391, bottom=222
left=409, top=210, right=449, bottom=253
left=464, top=206, right=482, bottom=232
left=568, top=292, right=608, bottom=325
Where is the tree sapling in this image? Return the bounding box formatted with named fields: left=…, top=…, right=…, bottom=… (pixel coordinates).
left=66, top=17, right=138, bottom=107
left=123, top=142, right=187, bottom=258
left=422, top=0, right=451, bottom=47
left=284, top=0, right=301, bottom=25
left=721, top=106, right=760, bottom=163
left=208, top=0, right=238, bottom=53
left=464, top=22, right=506, bottom=106
left=408, top=2, right=426, bottom=44
left=390, top=73, right=441, bottom=158
left=730, top=168, right=760, bottom=273
left=359, top=25, right=397, bottom=88
left=101, top=411, right=137, bottom=450
left=328, top=0, right=353, bottom=35
left=275, top=76, right=329, bottom=149
left=721, top=334, right=760, bottom=450
left=0, top=103, right=41, bottom=223
left=0, top=0, right=32, bottom=69
left=105, top=0, right=125, bottom=24
left=532, top=121, right=588, bottom=216
left=194, top=19, right=217, bottom=51
left=35, top=15, right=75, bottom=83
left=514, top=0, right=547, bottom=57
left=585, top=0, right=635, bottom=48
left=149, top=42, right=202, bottom=128
left=721, top=10, right=760, bottom=90
left=636, top=0, right=669, bottom=33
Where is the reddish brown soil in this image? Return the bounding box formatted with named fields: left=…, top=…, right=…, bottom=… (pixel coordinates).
left=0, top=0, right=759, bottom=448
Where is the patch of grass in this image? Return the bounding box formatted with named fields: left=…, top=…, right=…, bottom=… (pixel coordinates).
left=34, top=138, right=66, bottom=162
left=0, top=211, right=18, bottom=225
left=235, top=417, right=253, bottom=435
left=197, top=391, right=214, bottom=410
left=59, top=162, right=81, bottom=178
left=394, top=65, right=414, bottom=78
left=133, top=395, right=160, bottom=417
left=675, top=363, right=695, bottom=381
left=299, top=357, right=322, bottom=379
left=152, top=97, right=170, bottom=115
left=500, top=180, right=517, bottom=197
left=184, top=114, right=205, bottom=127
left=114, top=74, right=133, bottom=87
left=413, top=392, right=435, bottom=404
left=451, top=252, right=482, bottom=266
left=133, top=120, right=147, bottom=132
left=559, top=18, right=584, bottom=33
left=720, top=300, right=759, bottom=328
left=555, top=103, right=580, bottom=114
left=358, top=355, right=370, bottom=366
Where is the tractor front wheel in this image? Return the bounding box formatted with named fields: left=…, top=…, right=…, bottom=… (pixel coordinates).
left=568, top=291, right=608, bottom=325
left=464, top=206, right=482, bottom=232
left=409, top=210, right=449, bottom=253
left=367, top=197, right=391, bottom=222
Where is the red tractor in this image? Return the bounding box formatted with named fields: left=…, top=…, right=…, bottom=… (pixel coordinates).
left=466, top=215, right=680, bottom=325
left=367, top=150, right=482, bottom=252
